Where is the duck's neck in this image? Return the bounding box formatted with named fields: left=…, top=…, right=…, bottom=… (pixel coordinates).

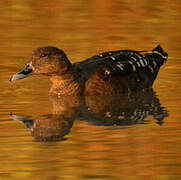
left=49, top=73, right=82, bottom=96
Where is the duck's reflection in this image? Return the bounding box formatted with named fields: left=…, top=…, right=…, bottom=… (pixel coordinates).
left=82, top=90, right=167, bottom=126
left=11, top=96, right=79, bottom=141
left=10, top=90, right=168, bottom=141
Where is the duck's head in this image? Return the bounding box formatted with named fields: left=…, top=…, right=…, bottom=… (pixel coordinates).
left=10, top=46, right=71, bottom=82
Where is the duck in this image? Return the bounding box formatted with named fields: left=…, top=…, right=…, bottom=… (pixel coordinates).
left=9, top=45, right=168, bottom=96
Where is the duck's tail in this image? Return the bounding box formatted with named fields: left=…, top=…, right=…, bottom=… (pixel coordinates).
left=152, top=45, right=168, bottom=60
left=136, top=45, right=168, bottom=88
left=143, top=45, right=168, bottom=68
left=139, top=45, right=168, bottom=60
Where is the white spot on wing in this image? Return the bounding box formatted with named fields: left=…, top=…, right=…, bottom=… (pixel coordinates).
left=146, top=51, right=167, bottom=59
left=143, top=58, right=148, bottom=65
left=153, top=60, right=157, bottom=68
left=140, top=59, right=145, bottom=67
left=128, top=61, right=136, bottom=72
left=131, top=57, right=137, bottom=62
left=104, top=69, right=110, bottom=75
left=111, top=56, right=116, bottom=61
left=99, top=54, right=103, bottom=57
left=137, top=62, right=141, bottom=67
left=131, top=57, right=141, bottom=67
left=153, top=51, right=167, bottom=59
left=148, top=65, right=154, bottom=73
left=132, top=65, right=136, bottom=71
left=117, top=63, right=124, bottom=70
left=135, top=53, right=142, bottom=60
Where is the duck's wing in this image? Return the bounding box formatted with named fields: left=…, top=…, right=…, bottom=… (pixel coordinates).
left=74, top=45, right=167, bottom=78
left=83, top=45, right=168, bottom=95
left=96, top=45, right=167, bottom=75
left=72, top=49, right=141, bottom=82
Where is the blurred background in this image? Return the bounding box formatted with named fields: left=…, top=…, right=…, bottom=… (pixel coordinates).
left=0, top=0, right=181, bottom=179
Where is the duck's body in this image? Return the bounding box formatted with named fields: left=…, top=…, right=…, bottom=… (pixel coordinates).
left=10, top=45, right=168, bottom=96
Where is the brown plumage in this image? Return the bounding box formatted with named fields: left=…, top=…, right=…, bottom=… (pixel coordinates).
left=10, top=45, right=168, bottom=96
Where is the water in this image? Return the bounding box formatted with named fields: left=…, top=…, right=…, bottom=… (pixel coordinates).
left=0, top=0, right=181, bottom=179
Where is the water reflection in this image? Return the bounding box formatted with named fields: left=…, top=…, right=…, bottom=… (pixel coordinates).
left=10, top=90, right=168, bottom=142
left=82, top=90, right=168, bottom=126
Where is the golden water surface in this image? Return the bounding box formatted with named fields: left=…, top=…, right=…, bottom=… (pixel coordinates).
left=0, top=0, right=181, bottom=179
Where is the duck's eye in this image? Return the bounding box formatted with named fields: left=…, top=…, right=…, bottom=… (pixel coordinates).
left=40, top=53, right=47, bottom=58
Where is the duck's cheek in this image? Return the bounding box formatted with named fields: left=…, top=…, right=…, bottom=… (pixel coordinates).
left=30, top=62, right=40, bottom=73
left=30, top=63, right=45, bottom=74
left=31, top=66, right=50, bottom=74
left=31, top=67, right=40, bottom=74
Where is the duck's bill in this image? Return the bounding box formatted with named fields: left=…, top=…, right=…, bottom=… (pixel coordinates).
left=9, top=63, right=34, bottom=82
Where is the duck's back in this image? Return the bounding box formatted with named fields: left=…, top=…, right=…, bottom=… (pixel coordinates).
left=72, top=45, right=168, bottom=95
